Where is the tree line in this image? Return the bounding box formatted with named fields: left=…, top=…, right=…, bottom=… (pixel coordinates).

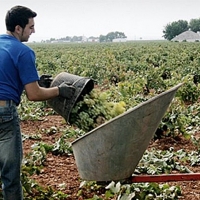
left=163, top=18, right=200, bottom=40
left=44, top=31, right=127, bottom=43
left=42, top=18, right=200, bottom=43
left=99, top=31, right=127, bottom=42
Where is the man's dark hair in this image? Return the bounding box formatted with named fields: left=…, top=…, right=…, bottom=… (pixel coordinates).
left=5, top=5, right=37, bottom=32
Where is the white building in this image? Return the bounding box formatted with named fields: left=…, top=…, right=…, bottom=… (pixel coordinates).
left=113, top=38, right=127, bottom=42
left=171, top=30, right=200, bottom=42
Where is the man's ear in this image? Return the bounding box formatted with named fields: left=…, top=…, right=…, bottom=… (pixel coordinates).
left=15, top=25, right=22, bottom=34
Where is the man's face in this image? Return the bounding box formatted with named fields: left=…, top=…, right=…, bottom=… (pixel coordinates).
left=19, top=18, right=35, bottom=42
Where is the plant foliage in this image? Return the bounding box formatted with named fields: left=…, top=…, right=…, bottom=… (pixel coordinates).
left=11, top=41, right=200, bottom=199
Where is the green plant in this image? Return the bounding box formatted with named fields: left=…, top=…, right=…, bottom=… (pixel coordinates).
left=178, top=81, right=200, bottom=103
left=16, top=41, right=200, bottom=198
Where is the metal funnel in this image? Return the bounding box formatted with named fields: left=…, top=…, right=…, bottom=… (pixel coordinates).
left=72, top=83, right=183, bottom=181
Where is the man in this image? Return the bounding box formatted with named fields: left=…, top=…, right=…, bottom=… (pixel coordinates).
left=0, top=5, right=75, bottom=200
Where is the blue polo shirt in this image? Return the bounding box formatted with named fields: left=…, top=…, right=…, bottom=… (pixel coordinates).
left=0, top=34, right=39, bottom=105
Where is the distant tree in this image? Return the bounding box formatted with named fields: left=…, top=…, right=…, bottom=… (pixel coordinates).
left=106, top=32, right=116, bottom=42
left=163, top=20, right=189, bottom=40
left=99, top=35, right=107, bottom=42
left=115, top=31, right=127, bottom=38
left=99, top=31, right=127, bottom=42
left=189, top=18, right=200, bottom=32
left=71, top=36, right=82, bottom=42
left=107, top=31, right=127, bottom=41
left=50, top=38, right=56, bottom=42
left=65, top=36, right=72, bottom=41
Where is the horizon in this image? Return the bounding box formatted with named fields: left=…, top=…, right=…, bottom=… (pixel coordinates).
left=1, top=0, right=200, bottom=42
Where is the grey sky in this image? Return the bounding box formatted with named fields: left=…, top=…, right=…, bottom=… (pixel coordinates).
left=1, top=0, right=200, bottom=41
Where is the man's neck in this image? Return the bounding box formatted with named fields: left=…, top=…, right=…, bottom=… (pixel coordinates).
left=6, top=31, right=20, bottom=41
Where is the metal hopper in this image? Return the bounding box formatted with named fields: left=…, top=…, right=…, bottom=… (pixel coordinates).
left=72, top=83, right=183, bottom=181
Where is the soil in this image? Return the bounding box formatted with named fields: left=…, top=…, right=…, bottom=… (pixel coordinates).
left=21, top=115, right=200, bottom=200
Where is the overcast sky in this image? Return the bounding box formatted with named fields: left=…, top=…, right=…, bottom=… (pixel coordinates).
left=1, top=0, right=200, bottom=42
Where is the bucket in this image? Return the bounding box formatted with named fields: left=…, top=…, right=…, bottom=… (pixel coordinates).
left=47, top=72, right=94, bottom=122
left=72, top=83, right=183, bottom=181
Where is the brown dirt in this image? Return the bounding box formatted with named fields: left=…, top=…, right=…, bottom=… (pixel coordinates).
left=21, top=115, right=200, bottom=200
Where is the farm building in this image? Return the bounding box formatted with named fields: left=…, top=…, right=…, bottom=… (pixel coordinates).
left=171, top=30, right=200, bottom=42
left=113, top=38, right=127, bottom=42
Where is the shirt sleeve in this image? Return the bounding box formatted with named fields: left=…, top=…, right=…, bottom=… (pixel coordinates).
left=18, top=49, right=40, bottom=85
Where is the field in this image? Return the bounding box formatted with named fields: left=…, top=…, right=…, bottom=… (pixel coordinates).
left=2, top=41, right=200, bottom=199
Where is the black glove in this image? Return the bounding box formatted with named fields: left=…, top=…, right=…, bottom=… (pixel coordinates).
left=38, top=74, right=53, bottom=88
left=58, top=82, right=75, bottom=99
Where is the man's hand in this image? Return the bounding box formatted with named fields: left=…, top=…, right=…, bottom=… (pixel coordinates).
left=38, top=74, right=53, bottom=88
left=58, top=82, right=75, bottom=99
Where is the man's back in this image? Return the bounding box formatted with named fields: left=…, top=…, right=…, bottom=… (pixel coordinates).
left=0, top=34, right=38, bottom=104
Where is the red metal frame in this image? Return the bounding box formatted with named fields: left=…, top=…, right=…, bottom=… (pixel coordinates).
left=132, top=173, right=200, bottom=183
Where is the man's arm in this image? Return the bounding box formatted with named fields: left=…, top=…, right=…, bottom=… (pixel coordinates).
left=25, top=81, right=75, bottom=101
left=25, top=81, right=59, bottom=101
